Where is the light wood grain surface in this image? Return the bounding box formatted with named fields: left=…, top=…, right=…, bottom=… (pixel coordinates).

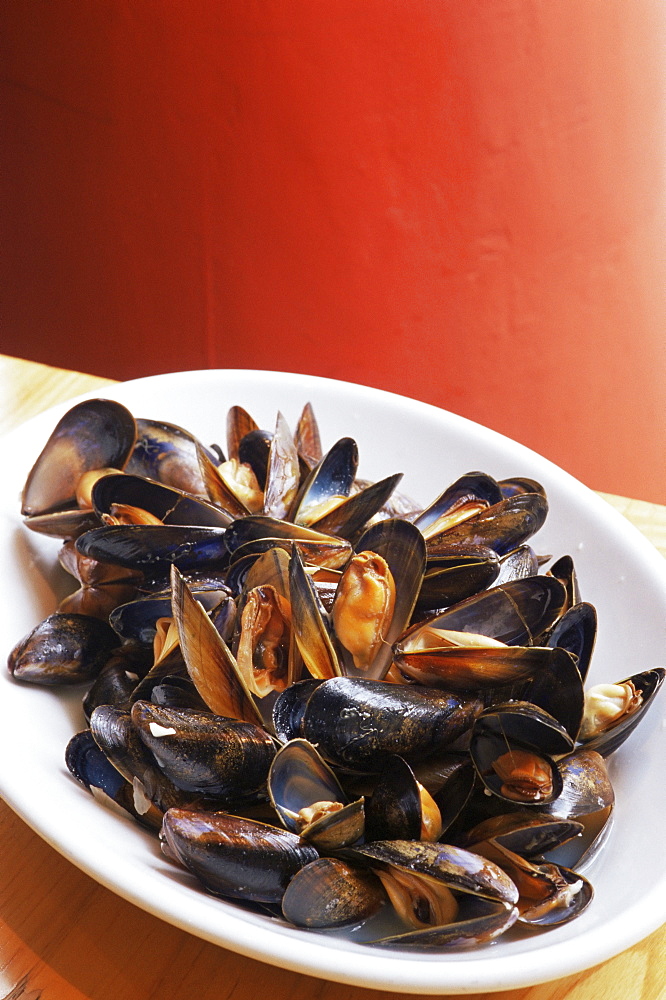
left=0, top=354, right=663, bottom=1000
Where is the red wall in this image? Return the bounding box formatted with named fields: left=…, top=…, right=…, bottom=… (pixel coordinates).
left=3, top=2, right=666, bottom=501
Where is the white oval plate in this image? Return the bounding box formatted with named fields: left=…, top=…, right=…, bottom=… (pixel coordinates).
left=0, top=370, right=664, bottom=995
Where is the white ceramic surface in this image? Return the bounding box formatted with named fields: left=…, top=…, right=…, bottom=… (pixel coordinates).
left=0, top=369, right=664, bottom=995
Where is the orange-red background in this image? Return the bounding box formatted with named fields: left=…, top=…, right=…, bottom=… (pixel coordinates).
left=3, top=1, right=666, bottom=501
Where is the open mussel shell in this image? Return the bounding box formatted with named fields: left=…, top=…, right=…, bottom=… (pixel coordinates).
left=467, top=837, right=593, bottom=927
left=547, top=554, right=581, bottom=611
left=170, top=566, right=264, bottom=727
left=426, top=576, right=567, bottom=646
left=21, top=399, right=137, bottom=517
left=470, top=702, right=574, bottom=805
left=577, top=667, right=665, bottom=757
left=76, top=524, right=229, bottom=576
left=125, top=418, right=216, bottom=495
left=538, top=750, right=615, bottom=869
left=268, top=739, right=364, bottom=849
left=282, top=858, right=386, bottom=929
left=293, top=402, right=322, bottom=468
left=426, top=493, right=548, bottom=558
left=519, top=646, right=585, bottom=741
left=290, top=436, right=358, bottom=525
left=288, top=547, right=341, bottom=681
left=300, top=677, right=482, bottom=772
left=343, top=840, right=519, bottom=949
left=131, top=701, right=277, bottom=803
left=307, top=473, right=405, bottom=540
left=460, top=811, right=585, bottom=858
left=23, top=507, right=103, bottom=540
left=160, top=809, right=319, bottom=903
left=110, top=587, right=232, bottom=646
left=332, top=518, right=426, bottom=681
left=226, top=404, right=258, bottom=461
left=263, top=412, right=301, bottom=521
left=91, top=473, right=231, bottom=528
left=393, top=631, right=567, bottom=693
left=8, top=613, right=120, bottom=685
left=413, top=472, right=503, bottom=541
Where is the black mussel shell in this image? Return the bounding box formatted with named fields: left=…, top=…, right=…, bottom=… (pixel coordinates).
left=131, top=702, right=276, bottom=802
left=22, top=399, right=137, bottom=517
left=8, top=613, right=119, bottom=685
left=282, top=858, right=385, bottom=929
left=301, top=677, right=482, bottom=772
left=161, top=810, right=318, bottom=902
left=76, top=524, right=229, bottom=575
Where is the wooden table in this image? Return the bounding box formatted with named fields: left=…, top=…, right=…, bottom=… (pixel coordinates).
left=0, top=354, right=663, bottom=1000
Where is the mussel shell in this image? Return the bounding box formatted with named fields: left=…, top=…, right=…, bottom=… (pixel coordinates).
left=65, top=729, right=138, bottom=820
left=472, top=701, right=575, bottom=756
left=416, top=545, right=500, bottom=612
left=23, top=507, right=103, bottom=540
left=290, top=437, right=358, bottom=525
left=393, top=639, right=567, bottom=694
left=494, top=545, right=540, bottom=585
left=91, top=473, right=231, bottom=528
left=8, top=613, right=119, bottom=685
left=426, top=576, right=567, bottom=646
left=110, top=587, right=231, bottom=646
left=263, top=412, right=301, bottom=521
left=21, top=399, right=137, bottom=517
left=544, top=602, right=597, bottom=683
left=365, top=755, right=426, bottom=842
left=160, top=809, right=319, bottom=902
left=426, top=493, right=548, bottom=557
left=336, top=518, right=426, bottom=681
left=131, top=702, right=276, bottom=802
left=237, top=428, right=272, bottom=489
left=300, top=677, right=482, bottom=772
left=125, top=418, right=214, bottom=495
left=226, top=406, right=258, bottom=461
left=348, top=840, right=519, bottom=905
left=367, top=897, right=518, bottom=950
left=541, top=749, right=615, bottom=819
left=307, top=474, right=404, bottom=540
left=519, top=647, right=584, bottom=741
left=282, top=858, right=385, bottom=929
left=268, top=739, right=364, bottom=849
left=76, top=524, right=229, bottom=575
left=293, top=402, right=322, bottom=468
left=90, top=704, right=185, bottom=814
left=414, top=473, right=503, bottom=537
left=271, top=678, right=322, bottom=743
left=577, top=668, right=665, bottom=757
left=461, top=812, right=585, bottom=858
left=517, top=864, right=593, bottom=927
left=82, top=654, right=142, bottom=720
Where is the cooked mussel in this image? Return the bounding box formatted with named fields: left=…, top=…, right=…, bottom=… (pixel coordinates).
left=160, top=809, right=319, bottom=902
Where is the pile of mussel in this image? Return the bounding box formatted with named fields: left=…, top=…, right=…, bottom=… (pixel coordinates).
left=8, top=397, right=664, bottom=950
